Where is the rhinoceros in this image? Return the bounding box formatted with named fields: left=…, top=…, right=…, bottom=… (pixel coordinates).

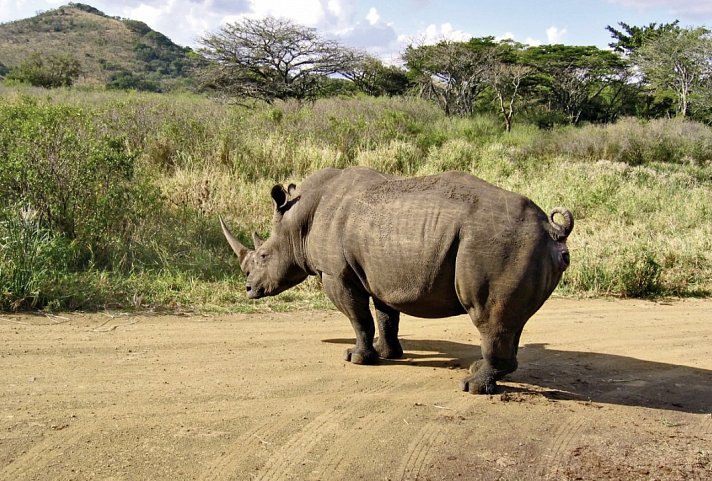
left=221, top=167, right=573, bottom=394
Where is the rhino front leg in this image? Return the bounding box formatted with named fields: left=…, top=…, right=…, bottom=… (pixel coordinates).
left=373, top=300, right=403, bottom=359
left=322, top=274, right=379, bottom=365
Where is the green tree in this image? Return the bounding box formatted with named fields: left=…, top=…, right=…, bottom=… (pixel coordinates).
left=6, top=52, right=81, bottom=88
left=482, top=40, right=534, bottom=131
left=403, top=37, right=497, bottom=116
left=523, top=45, right=626, bottom=124
left=197, top=17, right=350, bottom=102
left=342, top=53, right=410, bottom=97
left=633, top=27, right=712, bottom=118
left=606, top=21, right=681, bottom=56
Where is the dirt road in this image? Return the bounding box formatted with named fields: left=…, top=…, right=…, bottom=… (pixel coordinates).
left=1, top=299, right=710, bottom=480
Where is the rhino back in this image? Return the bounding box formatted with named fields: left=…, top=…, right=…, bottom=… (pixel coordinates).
left=304, top=168, right=552, bottom=317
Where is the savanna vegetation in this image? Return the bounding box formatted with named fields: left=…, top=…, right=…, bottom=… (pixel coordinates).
left=0, top=87, right=710, bottom=312
left=1, top=7, right=711, bottom=312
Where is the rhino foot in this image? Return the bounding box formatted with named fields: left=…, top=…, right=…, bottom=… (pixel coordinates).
left=374, top=340, right=403, bottom=359
left=460, top=373, right=499, bottom=395
left=344, top=347, right=379, bottom=365
left=469, top=359, right=484, bottom=373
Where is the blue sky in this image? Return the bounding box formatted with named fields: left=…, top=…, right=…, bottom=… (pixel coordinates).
left=1, top=0, right=711, bottom=59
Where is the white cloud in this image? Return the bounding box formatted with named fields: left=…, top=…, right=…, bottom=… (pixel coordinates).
left=416, top=22, right=472, bottom=44
left=244, top=0, right=325, bottom=26
left=366, top=7, right=380, bottom=26
left=496, top=31, right=542, bottom=47
left=127, top=3, right=164, bottom=26
left=546, top=26, right=567, bottom=44
left=608, top=0, right=712, bottom=16
left=327, top=0, right=342, bottom=17
left=525, top=37, right=542, bottom=46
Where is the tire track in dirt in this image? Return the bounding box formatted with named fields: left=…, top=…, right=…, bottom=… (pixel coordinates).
left=308, top=411, right=381, bottom=480
left=252, top=407, right=344, bottom=481
left=395, top=419, right=444, bottom=481
left=253, top=380, right=399, bottom=481
left=393, top=397, right=472, bottom=481
left=693, top=413, right=712, bottom=481
left=0, top=426, right=86, bottom=480
left=199, top=379, right=399, bottom=481
left=535, top=413, right=588, bottom=480
left=198, top=417, right=296, bottom=481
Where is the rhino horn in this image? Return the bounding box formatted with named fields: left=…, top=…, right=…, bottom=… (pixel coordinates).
left=252, top=232, right=265, bottom=248
left=220, top=217, right=250, bottom=263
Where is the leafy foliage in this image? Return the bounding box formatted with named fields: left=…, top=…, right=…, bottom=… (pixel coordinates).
left=633, top=27, right=712, bottom=117
left=0, top=98, right=159, bottom=274
left=341, top=53, right=411, bottom=97
left=5, top=52, right=80, bottom=87
left=606, top=21, right=681, bottom=56
left=404, top=38, right=497, bottom=116
left=197, top=17, right=352, bottom=102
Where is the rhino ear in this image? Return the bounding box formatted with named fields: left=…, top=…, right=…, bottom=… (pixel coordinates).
left=252, top=232, right=265, bottom=248
left=271, top=184, right=299, bottom=215
left=271, top=184, right=288, bottom=211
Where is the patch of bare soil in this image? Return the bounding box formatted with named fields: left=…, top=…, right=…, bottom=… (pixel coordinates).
left=1, top=299, right=710, bottom=480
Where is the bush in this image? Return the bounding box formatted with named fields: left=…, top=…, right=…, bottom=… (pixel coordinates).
left=524, top=117, right=712, bottom=166
left=5, top=52, right=81, bottom=88
left=0, top=98, right=159, bottom=271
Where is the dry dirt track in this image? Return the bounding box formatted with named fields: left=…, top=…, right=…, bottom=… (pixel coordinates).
left=1, top=298, right=711, bottom=481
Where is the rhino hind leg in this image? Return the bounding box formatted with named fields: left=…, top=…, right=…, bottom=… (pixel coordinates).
left=460, top=354, right=518, bottom=394
left=461, top=310, right=523, bottom=394
left=322, top=274, right=380, bottom=365
left=373, top=301, right=403, bottom=359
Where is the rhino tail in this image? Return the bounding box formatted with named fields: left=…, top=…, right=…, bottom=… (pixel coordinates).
left=549, top=207, right=574, bottom=241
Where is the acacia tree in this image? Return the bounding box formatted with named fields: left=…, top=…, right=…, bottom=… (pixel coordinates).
left=488, top=62, right=532, bottom=131
left=341, top=52, right=410, bottom=97
left=403, top=38, right=496, bottom=116
left=197, top=17, right=350, bottom=102
left=606, top=21, right=681, bottom=56
left=523, top=45, right=626, bottom=124
left=633, top=27, right=712, bottom=117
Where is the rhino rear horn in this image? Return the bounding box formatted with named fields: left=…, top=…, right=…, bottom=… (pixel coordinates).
left=220, top=217, right=250, bottom=263
left=252, top=232, right=265, bottom=248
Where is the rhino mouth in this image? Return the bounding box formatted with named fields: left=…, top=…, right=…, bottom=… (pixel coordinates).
left=246, top=285, right=265, bottom=299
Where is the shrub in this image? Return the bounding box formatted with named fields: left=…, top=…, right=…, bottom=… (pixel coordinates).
left=0, top=98, right=159, bottom=271
left=0, top=208, right=77, bottom=310
left=5, top=52, right=81, bottom=88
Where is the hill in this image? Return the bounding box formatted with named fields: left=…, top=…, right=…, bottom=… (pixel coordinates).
left=0, top=3, right=194, bottom=91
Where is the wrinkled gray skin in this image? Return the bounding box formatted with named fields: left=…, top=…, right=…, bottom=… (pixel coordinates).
left=221, top=167, right=574, bottom=394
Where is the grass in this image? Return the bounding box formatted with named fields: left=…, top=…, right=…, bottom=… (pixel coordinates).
left=1, top=85, right=710, bottom=312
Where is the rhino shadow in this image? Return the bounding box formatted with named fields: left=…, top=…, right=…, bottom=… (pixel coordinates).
left=321, top=337, right=712, bottom=414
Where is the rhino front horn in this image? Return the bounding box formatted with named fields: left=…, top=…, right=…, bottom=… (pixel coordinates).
left=219, top=217, right=250, bottom=262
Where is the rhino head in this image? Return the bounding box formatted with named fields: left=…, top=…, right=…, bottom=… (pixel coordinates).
left=220, top=183, right=307, bottom=299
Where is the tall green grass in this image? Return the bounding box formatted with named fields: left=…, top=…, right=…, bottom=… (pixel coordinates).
left=1, top=85, right=710, bottom=311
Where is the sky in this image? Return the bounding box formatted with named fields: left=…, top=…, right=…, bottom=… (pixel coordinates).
left=1, top=0, right=711, bottom=60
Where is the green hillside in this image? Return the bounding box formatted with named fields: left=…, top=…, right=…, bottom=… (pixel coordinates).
left=0, top=3, right=193, bottom=90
